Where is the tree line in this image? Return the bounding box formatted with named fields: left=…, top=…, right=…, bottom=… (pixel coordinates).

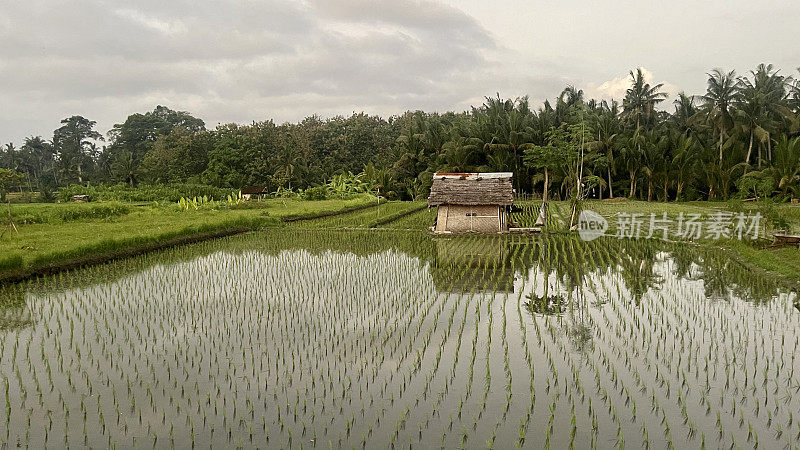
left=2, top=64, right=800, bottom=202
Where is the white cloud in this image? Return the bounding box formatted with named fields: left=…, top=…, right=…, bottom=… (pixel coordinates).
left=584, top=67, right=680, bottom=104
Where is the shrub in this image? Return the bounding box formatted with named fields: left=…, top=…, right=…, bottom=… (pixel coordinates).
left=59, top=183, right=237, bottom=203
left=735, top=172, right=776, bottom=200
left=12, top=202, right=131, bottom=224
left=302, top=186, right=329, bottom=201
left=754, top=199, right=790, bottom=232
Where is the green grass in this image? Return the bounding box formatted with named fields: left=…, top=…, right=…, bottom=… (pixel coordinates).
left=8, top=202, right=132, bottom=224
left=511, top=199, right=800, bottom=280
left=0, top=196, right=376, bottom=280
left=2, top=196, right=798, bottom=285
left=724, top=240, right=800, bottom=280
left=378, top=206, right=437, bottom=230
left=292, top=201, right=424, bottom=229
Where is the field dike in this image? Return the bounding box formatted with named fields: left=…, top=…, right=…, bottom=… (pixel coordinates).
left=281, top=198, right=386, bottom=222
left=0, top=218, right=276, bottom=285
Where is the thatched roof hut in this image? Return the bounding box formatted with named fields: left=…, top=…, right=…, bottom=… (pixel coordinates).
left=428, top=172, right=513, bottom=233
left=428, top=172, right=514, bottom=207
left=240, top=186, right=269, bottom=199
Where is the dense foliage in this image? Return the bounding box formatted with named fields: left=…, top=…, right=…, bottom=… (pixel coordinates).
left=2, top=64, right=800, bottom=201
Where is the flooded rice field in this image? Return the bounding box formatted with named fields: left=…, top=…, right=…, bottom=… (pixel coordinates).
left=0, top=230, right=798, bottom=449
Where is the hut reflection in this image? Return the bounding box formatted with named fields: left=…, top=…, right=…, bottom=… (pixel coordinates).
left=431, top=237, right=515, bottom=293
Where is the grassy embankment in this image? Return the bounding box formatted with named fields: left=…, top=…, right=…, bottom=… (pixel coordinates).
left=0, top=196, right=378, bottom=282
left=511, top=199, right=800, bottom=281
left=380, top=199, right=800, bottom=281
left=1, top=195, right=798, bottom=285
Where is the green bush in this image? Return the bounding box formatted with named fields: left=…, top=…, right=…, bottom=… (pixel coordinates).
left=12, top=203, right=131, bottom=224
left=755, top=200, right=791, bottom=232
left=5, top=192, right=41, bottom=203
left=302, top=186, right=329, bottom=201
left=735, top=172, right=776, bottom=200
left=59, top=183, right=237, bottom=203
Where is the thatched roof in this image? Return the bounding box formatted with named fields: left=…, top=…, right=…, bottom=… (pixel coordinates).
left=428, top=172, right=513, bottom=206
left=241, top=185, right=269, bottom=195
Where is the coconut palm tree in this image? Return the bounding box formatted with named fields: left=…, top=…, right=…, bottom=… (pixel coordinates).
left=618, top=129, right=644, bottom=198
left=669, top=134, right=700, bottom=201
left=702, top=141, right=747, bottom=200
left=439, top=135, right=480, bottom=173
left=737, top=64, right=790, bottom=166
left=621, top=68, right=668, bottom=129
left=589, top=108, right=621, bottom=198
left=734, top=86, right=770, bottom=169
left=483, top=101, right=536, bottom=190
left=639, top=130, right=668, bottom=201
left=769, top=136, right=800, bottom=197
left=672, top=93, right=698, bottom=135
left=789, top=69, right=800, bottom=113
left=110, top=150, right=137, bottom=186
left=699, top=69, right=738, bottom=164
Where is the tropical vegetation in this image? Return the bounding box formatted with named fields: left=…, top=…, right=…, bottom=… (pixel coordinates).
left=2, top=65, right=800, bottom=202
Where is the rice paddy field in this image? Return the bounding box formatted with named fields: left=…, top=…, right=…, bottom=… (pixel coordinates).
left=291, top=201, right=426, bottom=229
left=1, top=220, right=799, bottom=449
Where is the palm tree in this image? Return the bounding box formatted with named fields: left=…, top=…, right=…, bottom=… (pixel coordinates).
left=669, top=134, right=699, bottom=201
left=734, top=86, right=769, bottom=169
left=737, top=64, right=789, bottom=166
left=789, top=69, right=800, bottom=113
left=618, top=129, right=644, bottom=198
left=589, top=107, right=620, bottom=198
left=621, top=68, right=668, bottom=129
left=559, top=85, right=585, bottom=109
left=440, top=135, right=479, bottom=172
left=482, top=98, right=536, bottom=190
left=639, top=130, right=667, bottom=201
left=769, top=136, right=800, bottom=197
left=699, top=69, right=738, bottom=164
left=110, top=150, right=137, bottom=186
left=672, top=93, right=697, bottom=134
left=702, top=141, right=747, bottom=200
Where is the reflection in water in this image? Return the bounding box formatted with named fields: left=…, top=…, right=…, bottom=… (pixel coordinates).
left=0, top=284, right=34, bottom=331
left=0, top=229, right=797, bottom=449
left=525, top=294, right=566, bottom=315
left=432, top=237, right=515, bottom=292
left=5, top=230, right=792, bottom=307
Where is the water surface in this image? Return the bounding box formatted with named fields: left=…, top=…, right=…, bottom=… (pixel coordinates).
left=0, top=230, right=797, bottom=448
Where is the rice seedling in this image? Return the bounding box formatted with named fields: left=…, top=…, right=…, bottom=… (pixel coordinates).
left=0, top=228, right=796, bottom=448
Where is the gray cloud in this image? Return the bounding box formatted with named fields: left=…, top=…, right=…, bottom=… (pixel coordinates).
left=2, top=0, right=524, bottom=142
left=16, top=0, right=778, bottom=144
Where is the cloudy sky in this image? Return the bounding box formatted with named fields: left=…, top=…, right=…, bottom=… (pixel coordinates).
left=1, top=0, right=798, bottom=143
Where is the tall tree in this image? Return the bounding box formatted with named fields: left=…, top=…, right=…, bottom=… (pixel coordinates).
left=699, top=69, right=738, bottom=164
left=671, top=93, right=698, bottom=135
left=737, top=64, right=788, bottom=166
left=589, top=106, right=620, bottom=198
left=106, top=106, right=205, bottom=184
left=669, top=134, right=699, bottom=201
left=621, top=68, right=668, bottom=129
left=53, top=116, right=103, bottom=184
left=19, top=137, right=56, bottom=189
